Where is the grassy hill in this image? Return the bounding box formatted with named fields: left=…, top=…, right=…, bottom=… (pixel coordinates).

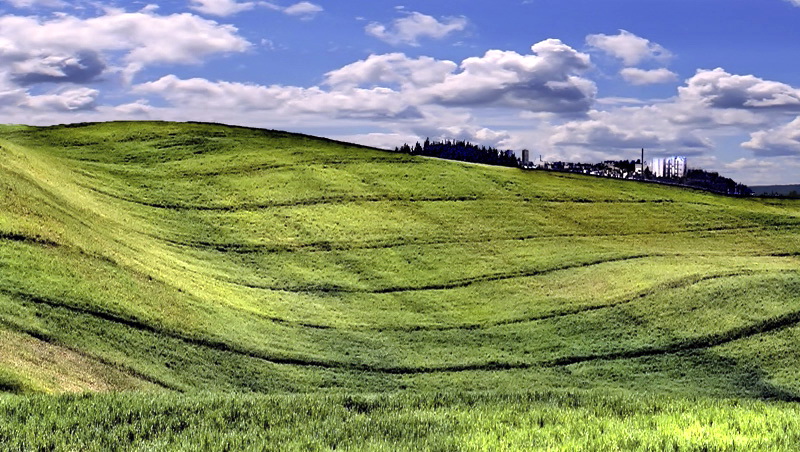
left=1, top=121, right=799, bottom=449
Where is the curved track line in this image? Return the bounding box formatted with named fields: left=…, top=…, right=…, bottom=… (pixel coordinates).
left=80, top=182, right=746, bottom=213
left=0, top=316, right=177, bottom=391
left=155, top=223, right=800, bottom=254
left=230, top=254, right=652, bottom=294
left=223, top=269, right=776, bottom=332
left=81, top=184, right=484, bottom=211
left=356, top=271, right=762, bottom=332
left=0, top=289, right=346, bottom=371
left=0, top=232, right=60, bottom=247
left=3, top=271, right=798, bottom=376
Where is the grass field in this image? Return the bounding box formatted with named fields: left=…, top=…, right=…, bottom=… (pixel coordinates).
left=0, top=121, right=798, bottom=449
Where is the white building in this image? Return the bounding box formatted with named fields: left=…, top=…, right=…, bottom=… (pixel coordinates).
left=651, top=156, right=687, bottom=179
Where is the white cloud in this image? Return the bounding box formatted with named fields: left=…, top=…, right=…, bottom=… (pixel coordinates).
left=550, top=109, right=713, bottom=154
left=24, top=87, right=98, bottom=111
left=188, top=0, right=255, bottom=16
left=283, top=1, right=323, bottom=17
left=679, top=68, right=800, bottom=110
left=742, top=116, right=800, bottom=156
left=261, top=1, right=323, bottom=19
left=0, top=9, right=250, bottom=82
left=324, top=53, right=457, bottom=89
left=785, top=0, right=800, bottom=6
left=134, top=75, right=419, bottom=120
left=134, top=39, right=597, bottom=133
left=586, top=29, right=671, bottom=66
left=4, top=0, right=65, bottom=8
left=722, top=156, right=800, bottom=185
left=419, top=39, right=595, bottom=113
left=366, top=11, right=467, bottom=46
left=620, top=67, right=677, bottom=85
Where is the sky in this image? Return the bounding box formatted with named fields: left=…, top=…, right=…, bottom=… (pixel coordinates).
left=1, top=1, right=800, bottom=184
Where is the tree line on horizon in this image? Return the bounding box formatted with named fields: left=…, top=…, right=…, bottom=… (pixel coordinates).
left=396, top=138, right=753, bottom=196
left=395, top=138, right=519, bottom=168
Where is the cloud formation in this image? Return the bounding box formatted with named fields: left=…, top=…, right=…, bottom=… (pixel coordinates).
left=366, top=11, right=467, bottom=46
left=0, top=10, right=250, bottom=84
left=0, top=9, right=250, bottom=83
left=189, top=0, right=323, bottom=18
left=325, top=53, right=458, bottom=89
left=742, top=116, right=800, bottom=156
left=189, top=0, right=256, bottom=16
left=3, top=0, right=64, bottom=8
left=135, top=75, right=420, bottom=120
left=282, top=1, right=323, bottom=17
left=10, top=51, right=106, bottom=85
left=679, top=68, right=800, bottom=110
left=586, top=29, right=671, bottom=66
left=420, top=40, right=595, bottom=113
left=620, top=67, right=677, bottom=85
left=23, top=87, right=98, bottom=112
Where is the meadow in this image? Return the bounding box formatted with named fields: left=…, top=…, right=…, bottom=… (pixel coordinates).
left=0, top=121, right=798, bottom=449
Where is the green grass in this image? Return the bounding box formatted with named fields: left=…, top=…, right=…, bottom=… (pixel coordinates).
left=0, top=121, right=799, bottom=449
left=3, top=391, right=800, bottom=451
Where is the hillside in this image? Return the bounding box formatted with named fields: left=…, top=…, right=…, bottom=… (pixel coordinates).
left=1, top=121, right=799, bottom=448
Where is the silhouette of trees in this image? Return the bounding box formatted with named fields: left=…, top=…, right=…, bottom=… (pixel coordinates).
left=395, top=138, right=519, bottom=167
left=682, top=169, right=751, bottom=195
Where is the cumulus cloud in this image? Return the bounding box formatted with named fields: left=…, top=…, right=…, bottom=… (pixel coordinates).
left=136, top=39, right=596, bottom=127
left=324, top=53, right=457, bottom=89
left=0, top=9, right=250, bottom=83
left=188, top=0, right=255, bottom=16
left=742, top=116, right=800, bottom=156
left=721, top=156, right=800, bottom=185
left=550, top=110, right=712, bottom=154
left=3, top=0, right=65, bottom=8
left=679, top=68, right=800, bottom=110
left=134, top=75, right=420, bottom=120
left=24, top=87, right=99, bottom=112
left=283, top=1, right=323, bottom=17
left=189, top=0, right=322, bottom=18
left=586, top=29, right=671, bottom=66
left=419, top=39, right=595, bottom=113
left=10, top=51, right=106, bottom=85
left=366, top=11, right=467, bottom=46
left=620, top=67, right=677, bottom=85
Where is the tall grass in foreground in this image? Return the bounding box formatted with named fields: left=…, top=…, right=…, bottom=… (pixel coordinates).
left=1, top=390, right=799, bottom=451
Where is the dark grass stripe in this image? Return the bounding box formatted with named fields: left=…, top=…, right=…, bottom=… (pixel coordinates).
left=3, top=271, right=799, bottom=376
left=154, top=223, right=800, bottom=254
left=0, top=316, right=177, bottom=391
left=0, top=232, right=60, bottom=248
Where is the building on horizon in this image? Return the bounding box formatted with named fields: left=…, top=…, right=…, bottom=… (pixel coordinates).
left=651, top=156, right=687, bottom=179
left=521, top=149, right=530, bottom=164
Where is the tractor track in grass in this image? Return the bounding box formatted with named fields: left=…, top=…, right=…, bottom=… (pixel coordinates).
left=80, top=184, right=486, bottom=211
left=80, top=182, right=753, bottom=213
left=0, top=314, right=177, bottom=391
left=224, top=269, right=782, bottom=332
left=0, top=232, right=60, bottom=248
left=230, top=254, right=653, bottom=294
left=154, top=223, right=800, bottom=254
left=356, top=270, right=767, bottom=332
left=2, top=271, right=798, bottom=376
left=0, top=289, right=348, bottom=372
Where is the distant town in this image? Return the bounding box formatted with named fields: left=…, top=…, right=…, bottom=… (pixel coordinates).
left=396, top=139, right=752, bottom=196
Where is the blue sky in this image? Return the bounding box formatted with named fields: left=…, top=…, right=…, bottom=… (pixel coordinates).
left=2, top=0, right=800, bottom=184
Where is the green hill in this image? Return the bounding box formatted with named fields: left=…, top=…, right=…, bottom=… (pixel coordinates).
left=1, top=121, right=799, bottom=449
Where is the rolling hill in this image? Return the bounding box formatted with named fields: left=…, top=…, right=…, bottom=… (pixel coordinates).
left=1, top=121, right=799, bottom=449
